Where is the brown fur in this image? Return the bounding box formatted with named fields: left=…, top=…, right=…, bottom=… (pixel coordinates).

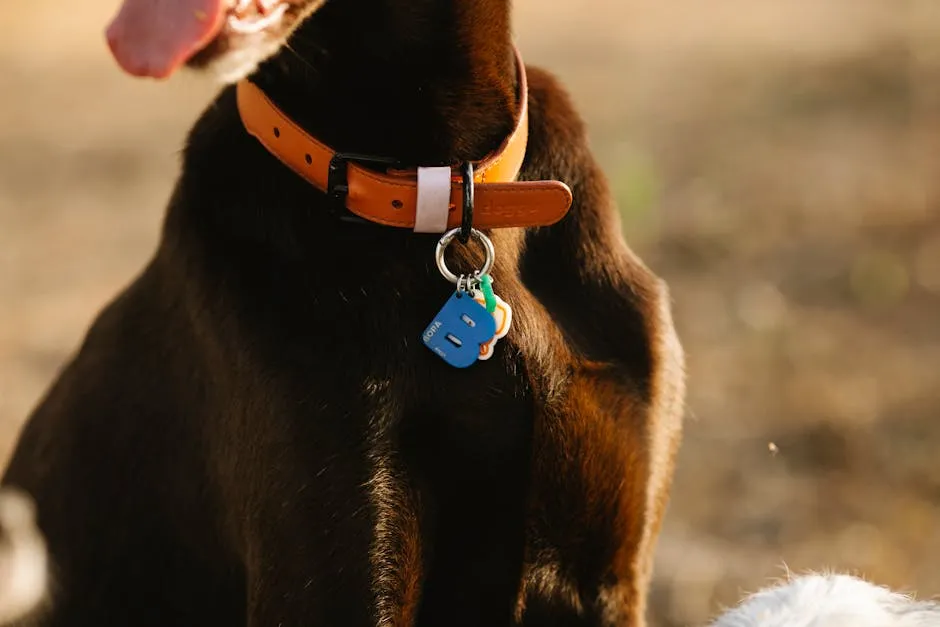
left=2, top=1, right=685, bottom=625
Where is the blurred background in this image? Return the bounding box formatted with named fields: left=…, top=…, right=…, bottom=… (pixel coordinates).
left=1, top=0, right=938, bottom=624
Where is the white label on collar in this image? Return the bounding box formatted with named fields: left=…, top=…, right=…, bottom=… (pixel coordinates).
left=414, top=166, right=452, bottom=233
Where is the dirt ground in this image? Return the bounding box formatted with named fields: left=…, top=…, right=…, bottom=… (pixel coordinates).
left=1, top=0, right=938, bottom=624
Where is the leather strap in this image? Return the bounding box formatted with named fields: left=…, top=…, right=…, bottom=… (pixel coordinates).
left=235, top=46, right=573, bottom=230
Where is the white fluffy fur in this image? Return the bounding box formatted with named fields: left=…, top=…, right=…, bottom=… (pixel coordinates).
left=203, top=0, right=329, bottom=84
left=203, top=37, right=286, bottom=84
left=0, top=489, right=47, bottom=625
left=710, top=573, right=940, bottom=627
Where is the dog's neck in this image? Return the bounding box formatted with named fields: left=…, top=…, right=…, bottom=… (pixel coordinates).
left=250, top=0, right=517, bottom=168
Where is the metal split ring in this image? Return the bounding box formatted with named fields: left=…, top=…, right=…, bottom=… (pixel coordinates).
left=435, top=227, right=495, bottom=285
left=456, top=272, right=484, bottom=295
left=456, top=274, right=474, bottom=294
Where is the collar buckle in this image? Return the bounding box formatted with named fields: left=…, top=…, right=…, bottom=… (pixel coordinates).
left=327, top=152, right=404, bottom=224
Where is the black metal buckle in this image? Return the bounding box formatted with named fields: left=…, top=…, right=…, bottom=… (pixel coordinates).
left=326, top=152, right=403, bottom=224
left=458, top=161, right=474, bottom=244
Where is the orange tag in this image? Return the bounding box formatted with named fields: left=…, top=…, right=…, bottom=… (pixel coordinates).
left=472, top=292, right=512, bottom=360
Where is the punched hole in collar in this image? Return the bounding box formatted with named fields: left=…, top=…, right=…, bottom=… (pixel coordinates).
left=392, top=199, right=403, bottom=209
left=273, top=127, right=280, bottom=138
left=305, top=154, right=312, bottom=165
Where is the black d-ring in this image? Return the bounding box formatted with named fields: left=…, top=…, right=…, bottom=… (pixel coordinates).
left=458, top=161, right=474, bottom=244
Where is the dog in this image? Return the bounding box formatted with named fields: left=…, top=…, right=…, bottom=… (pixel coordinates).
left=1, top=0, right=686, bottom=625
left=708, top=573, right=940, bottom=627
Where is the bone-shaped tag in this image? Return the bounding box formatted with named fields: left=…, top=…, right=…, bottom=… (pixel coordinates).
left=472, top=292, right=512, bottom=360
left=422, top=291, right=497, bottom=368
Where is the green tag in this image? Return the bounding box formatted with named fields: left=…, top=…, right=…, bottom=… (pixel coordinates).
left=479, top=274, right=497, bottom=313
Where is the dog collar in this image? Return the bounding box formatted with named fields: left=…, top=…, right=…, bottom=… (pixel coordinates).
left=235, top=46, right=573, bottom=230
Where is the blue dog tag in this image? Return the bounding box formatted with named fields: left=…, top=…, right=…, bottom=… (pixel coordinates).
left=422, top=290, right=497, bottom=368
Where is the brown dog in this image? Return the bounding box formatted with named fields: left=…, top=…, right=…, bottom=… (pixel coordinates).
left=2, top=0, right=686, bottom=625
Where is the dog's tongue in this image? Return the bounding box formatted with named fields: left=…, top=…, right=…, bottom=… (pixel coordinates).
left=105, top=0, right=226, bottom=79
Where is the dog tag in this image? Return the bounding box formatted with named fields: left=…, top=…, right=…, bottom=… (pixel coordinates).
left=422, top=290, right=497, bottom=368
left=472, top=275, right=512, bottom=360
left=472, top=292, right=512, bottom=360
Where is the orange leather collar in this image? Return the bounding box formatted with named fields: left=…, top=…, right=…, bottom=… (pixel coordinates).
left=235, top=47, right=573, bottom=230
